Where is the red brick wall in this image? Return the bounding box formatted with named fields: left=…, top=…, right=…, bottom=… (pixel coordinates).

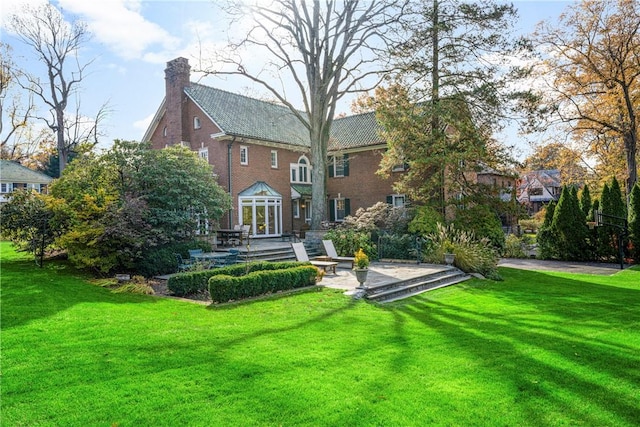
left=327, top=149, right=399, bottom=216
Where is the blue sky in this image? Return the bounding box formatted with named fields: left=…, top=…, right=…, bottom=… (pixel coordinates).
left=1, top=0, right=575, bottom=158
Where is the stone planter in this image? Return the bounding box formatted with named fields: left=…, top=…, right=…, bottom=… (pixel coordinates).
left=354, top=268, right=368, bottom=288
left=444, top=253, right=455, bottom=266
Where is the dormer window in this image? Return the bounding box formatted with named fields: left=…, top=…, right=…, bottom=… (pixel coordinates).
left=193, top=116, right=201, bottom=129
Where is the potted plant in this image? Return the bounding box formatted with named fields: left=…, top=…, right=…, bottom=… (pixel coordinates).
left=443, top=241, right=455, bottom=266
left=353, top=248, right=369, bottom=288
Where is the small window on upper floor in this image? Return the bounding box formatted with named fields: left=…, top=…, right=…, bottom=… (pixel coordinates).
left=240, top=146, right=248, bottom=165
left=199, top=147, right=209, bottom=162
left=194, top=117, right=201, bottom=129
left=163, top=126, right=167, bottom=137
left=271, top=150, right=278, bottom=168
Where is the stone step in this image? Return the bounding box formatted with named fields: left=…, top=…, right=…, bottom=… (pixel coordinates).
left=365, top=269, right=471, bottom=303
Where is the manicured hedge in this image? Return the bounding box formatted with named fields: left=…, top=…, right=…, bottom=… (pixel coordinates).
left=208, top=265, right=319, bottom=303
left=167, top=261, right=307, bottom=296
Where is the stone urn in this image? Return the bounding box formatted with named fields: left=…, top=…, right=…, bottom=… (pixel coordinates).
left=444, top=253, right=455, bottom=266
left=354, top=268, right=368, bottom=288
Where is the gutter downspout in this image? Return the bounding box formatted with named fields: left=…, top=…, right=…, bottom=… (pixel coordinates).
left=227, top=137, right=236, bottom=229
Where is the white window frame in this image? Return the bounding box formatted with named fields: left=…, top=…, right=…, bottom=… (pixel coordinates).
left=162, top=126, right=167, bottom=137
left=271, top=150, right=278, bottom=169
left=290, top=156, right=311, bottom=184
left=392, top=163, right=406, bottom=172
left=198, top=147, right=209, bottom=162
left=332, top=156, right=345, bottom=177
left=1, top=183, right=13, bottom=193
left=292, top=199, right=300, bottom=218
left=193, top=116, right=201, bottom=129
left=240, top=146, right=248, bottom=165
left=391, top=194, right=406, bottom=208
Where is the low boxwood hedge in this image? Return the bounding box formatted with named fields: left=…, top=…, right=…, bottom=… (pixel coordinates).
left=208, top=265, right=319, bottom=303
left=167, top=261, right=308, bottom=297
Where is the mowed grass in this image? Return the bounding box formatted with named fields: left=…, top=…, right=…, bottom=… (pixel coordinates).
left=2, top=242, right=639, bottom=426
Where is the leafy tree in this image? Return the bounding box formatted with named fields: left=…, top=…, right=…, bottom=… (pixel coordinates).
left=49, top=141, right=231, bottom=273
left=0, top=190, right=60, bottom=266
left=530, top=0, right=639, bottom=196
left=367, top=0, right=527, bottom=213
left=453, top=205, right=505, bottom=252
left=629, top=182, right=640, bottom=263
left=521, top=142, right=589, bottom=187
left=198, top=0, right=407, bottom=229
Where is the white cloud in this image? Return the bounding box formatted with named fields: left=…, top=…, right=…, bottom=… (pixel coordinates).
left=133, top=112, right=154, bottom=132
left=57, top=0, right=181, bottom=60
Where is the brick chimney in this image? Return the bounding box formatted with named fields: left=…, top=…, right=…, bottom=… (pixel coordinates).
left=164, top=57, right=191, bottom=145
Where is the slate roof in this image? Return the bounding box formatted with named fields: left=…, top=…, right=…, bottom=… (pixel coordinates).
left=185, top=84, right=384, bottom=150
left=0, top=160, right=53, bottom=184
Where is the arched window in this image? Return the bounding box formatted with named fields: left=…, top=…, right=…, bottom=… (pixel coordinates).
left=162, top=126, right=167, bottom=137
left=193, top=116, right=201, bottom=129
left=290, top=155, right=312, bottom=184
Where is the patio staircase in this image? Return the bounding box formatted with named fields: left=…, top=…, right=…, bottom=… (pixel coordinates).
left=234, top=241, right=322, bottom=263
left=364, top=267, right=471, bottom=303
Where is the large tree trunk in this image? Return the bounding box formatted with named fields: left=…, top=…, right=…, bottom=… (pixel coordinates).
left=624, top=130, right=637, bottom=198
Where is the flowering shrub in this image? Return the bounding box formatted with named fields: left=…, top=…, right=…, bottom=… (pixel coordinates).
left=354, top=248, right=370, bottom=269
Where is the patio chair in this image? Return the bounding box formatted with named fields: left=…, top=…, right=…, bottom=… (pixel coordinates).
left=240, top=224, right=250, bottom=243
left=174, top=253, right=192, bottom=272
left=188, top=249, right=203, bottom=262
left=214, top=249, right=239, bottom=268
left=321, top=239, right=355, bottom=268
left=291, top=242, right=338, bottom=274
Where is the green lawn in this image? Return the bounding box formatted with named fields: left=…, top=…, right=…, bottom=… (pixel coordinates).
left=2, top=242, right=639, bottom=426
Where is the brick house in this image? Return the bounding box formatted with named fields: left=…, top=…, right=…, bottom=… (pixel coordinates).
left=142, top=58, right=404, bottom=239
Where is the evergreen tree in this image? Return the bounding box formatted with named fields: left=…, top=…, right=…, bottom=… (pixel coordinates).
left=580, top=184, right=593, bottom=221
left=598, top=183, right=614, bottom=260
left=629, top=183, right=640, bottom=263
left=552, top=186, right=589, bottom=260
left=537, top=201, right=557, bottom=260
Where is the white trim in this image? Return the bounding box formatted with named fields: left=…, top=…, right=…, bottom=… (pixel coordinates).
left=240, top=146, right=248, bottom=165
left=270, top=150, right=278, bottom=168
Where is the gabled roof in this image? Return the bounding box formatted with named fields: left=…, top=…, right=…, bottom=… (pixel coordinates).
left=518, top=169, right=561, bottom=189
left=184, top=83, right=384, bottom=150
left=238, top=181, right=282, bottom=197
left=0, top=160, right=53, bottom=184
left=186, top=84, right=310, bottom=147
left=329, top=111, right=383, bottom=150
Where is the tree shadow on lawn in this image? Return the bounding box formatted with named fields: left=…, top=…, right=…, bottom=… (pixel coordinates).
left=389, top=268, right=640, bottom=426
left=1, top=257, right=156, bottom=329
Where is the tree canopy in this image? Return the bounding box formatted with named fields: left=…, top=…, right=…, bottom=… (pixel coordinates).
left=197, top=0, right=407, bottom=229
left=530, top=0, right=639, bottom=197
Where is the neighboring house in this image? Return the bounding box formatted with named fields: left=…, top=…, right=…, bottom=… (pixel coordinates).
left=143, top=57, right=401, bottom=238
left=517, top=169, right=562, bottom=215
left=0, top=160, right=53, bottom=204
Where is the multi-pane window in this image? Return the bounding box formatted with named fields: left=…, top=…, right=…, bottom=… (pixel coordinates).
left=1, top=183, right=13, bottom=193
left=193, top=117, right=201, bottom=129
left=198, top=147, right=209, bottom=162
left=271, top=150, right=278, bottom=168
left=387, top=194, right=406, bottom=208
left=329, top=154, right=349, bottom=177
left=290, top=156, right=311, bottom=183
left=292, top=199, right=300, bottom=218
left=240, top=146, right=248, bottom=165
